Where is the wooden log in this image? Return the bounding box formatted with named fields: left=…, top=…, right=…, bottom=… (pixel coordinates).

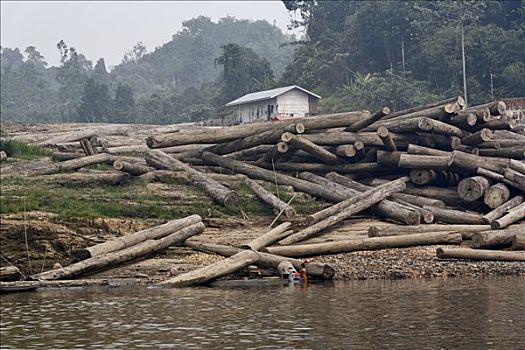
left=436, top=247, right=525, bottom=261
left=483, top=183, right=511, bottom=209
left=409, top=169, right=460, bottom=186
left=449, top=111, right=478, bottom=128
left=0, top=266, right=22, bottom=281
left=457, top=176, right=491, bottom=201
left=476, top=167, right=504, bottom=182
left=301, top=172, right=419, bottom=225
left=112, top=159, right=154, bottom=176
left=184, top=241, right=335, bottom=279
left=381, top=97, right=462, bottom=120
left=461, top=128, right=493, bottom=146
left=473, top=100, right=506, bottom=115
left=407, top=144, right=450, bottom=157
left=417, top=134, right=462, bottom=151
left=334, top=144, right=357, bottom=158
left=504, top=168, right=525, bottom=192
left=105, top=144, right=150, bottom=155
left=241, top=222, right=293, bottom=250
left=511, top=234, right=525, bottom=250
left=376, top=126, right=398, bottom=152
left=477, top=147, right=525, bottom=160
left=258, top=161, right=380, bottom=175
left=0, top=151, right=7, bottom=162
left=448, top=150, right=509, bottom=174
left=32, top=222, right=205, bottom=280
left=423, top=205, right=485, bottom=224
left=284, top=133, right=340, bottom=164
left=300, top=131, right=417, bottom=148
left=146, top=150, right=237, bottom=207
left=395, top=199, right=434, bottom=223
left=376, top=150, right=402, bottom=167
left=471, top=225, right=525, bottom=249
left=510, top=159, right=525, bottom=174
left=278, top=178, right=408, bottom=245
left=398, top=154, right=450, bottom=170
left=471, top=119, right=517, bottom=132
left=40, top=171, right=129, bottom=186
left=244, top=177, right=296, bottom=218
left=482, top=195, right=524, bottom=223
left=256, top=142, right=289, bottom=164
left=368, top=224, right=491, bottom=238
left=224, top=145, right=274, bottom=160
left=345, top=107, right=390, bottom=132
left=266, top=232, right=462, bottom=258
left=366, top=103, right=459, bottom=130
left=491, top=202, right=525, bottom=229
left=80, top=139, right=96, bottom=156
left=157, top=250, right=260, bottom=287
left=58, top=153, right=112, bottom=172
left=73, top=215, right=202, bottom=260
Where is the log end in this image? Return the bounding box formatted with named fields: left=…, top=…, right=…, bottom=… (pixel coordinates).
left=71, top=249, right=92, bottom=262
left=284, top=207, right=297, bottom=219
left=376, top=126, right=389, bottom=138
left=295, top=123, right=306, bottom=134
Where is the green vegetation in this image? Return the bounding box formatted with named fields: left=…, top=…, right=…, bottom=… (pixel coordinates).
left=0, top=138, right=52, bottom=160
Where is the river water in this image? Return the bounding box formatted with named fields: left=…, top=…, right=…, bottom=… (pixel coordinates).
left=1, top=276, right=524, bottom=349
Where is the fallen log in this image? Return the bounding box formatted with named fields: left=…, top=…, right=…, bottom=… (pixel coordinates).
left=504, top=168, right=525, bottom=192
left=225, top=145, right=274, bottom=160
left=509, top=159, right=525, bottom=174
left=0, top=266, right=22, bottom=281
left=366, top=103, right=459, bottom=130
left=278, top=177, right=408, bottom=245
left=511, top=234, right=525, bottom=250
left=266, top=161, right=380, bottom=174
left=461, top=128, right=493, bottom=146
left=244, top=177, right=296, bottom=218
left=482, top=195, right=524, bottom=223
left=284, top=133, right=340, bottom=164
left=368, top=224, right=491, bottom=238
left=471, top=225, right=525, bottom=249
left=73, top=214, right=202, bottom=260
left=345, top=107, right=390, bottom=132
left=398, top=154, right=451, bottom=170
left=32, top=222, right=205, bottom=280
left=113, top=159, right=154, bottom=176
left=0, top=151, right=7, bottom=162
left=381, top=97, right=463, bottom=120
left=146, top=150, right=237, bottom=207
left=436, top=247, right=525, bottom=261
left=409, top=169, right=461, bottom=186
left=184, top=241, right=335, bottom=279
left=491, top=202, right=525, bottom=229
left=376, top=127, right=398, bottom=152
left=422, top=205, right=485, bottom=224
left=40, top=171, right=129, bottom=186
left=457, top=176, right=491, bottom=202
left=406, top=144, right=450, bottom=157
left=478, top=147, right=525, bottom=160
left=241, top=222, right=293, bottom=250
left=449, top=150, right=510, bottom=174
left=334, top=144, right=357, bottom=158
left=256, top=142, right=289, bottom=164
left=157, top=250, right=260, bottom=288
left=483, top=183, right=511, bottom=209
left=265, top=232, right=462, bottom=258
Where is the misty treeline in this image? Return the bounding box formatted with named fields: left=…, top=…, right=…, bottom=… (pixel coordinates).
left=1, top=1, right=524, bottom=125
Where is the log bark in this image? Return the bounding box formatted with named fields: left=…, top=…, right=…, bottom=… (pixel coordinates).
left=334, top=144, right=357, bottom=158
left=472, top=100, right=506, bottom=115
left=477, top=147, right=525, bottom=160
left=509, top=159, right=525, bottom=174
left=511, top=234, right=525, bottom=250
left=368, top=224, right=491, bottom=238
left=113, top=159, right=154, bottom=176
left=449, top=150, right=510, bottom=174
left=398, top=154, right=451, bottom=170
left=185, top=241, right=335, bottom=279
left=265, top=232, right=462, bottom=258
left=422, top=205, right=485, bottom=224
left=366, top=103, right=459, bottom=130
left=146, top=150, right=237, bottom=206
left=457, top=176, right=491, bottom=201
left=73, top=215, right=202, bottom=260
left=0, top=266, right=22, bottom=281
left=345, top=107, right=390, bottom=132
left=381, top=97, right=462, bottom=120
left=461, top=128, right=493, bottom=146
left=471, top=225, right=525, bottom=249
left=436, top=247, right=525, bottom=261
left=449, top=111, right=478, bottom=128
left=0, top=151, right=8, bottom=162
left=376, top=126, right=398, bottom=152
left=491, top=202, right=525, bottom=229
left=244, top=177, right=296, bottom=218
left=256, top=142, right=289, bottom=164
left=409, top=169, right=460, bottom=186
left=41, top=171, right=129, bottom=186
left=483, top=183, right=511, bottom=209
left=407, top=144, right=450, bottom=157
left=157, top=250, right=260, bottom=287
left=241, top=222, right=293, bottom=250
left=504, top=168, right=525, bottom=192
left=376, top=150, right=402, bottom=167
left=300, top=131, right=417, bottom=148
left=482, top=195, right=524, bottom=223
left=32, top=222, right=205, bottom=280
left=278, top=178, right=408, bottom=245
left=253, top=160, right=381, bottom=175
left=225, top=145, right=274, bottom=160
left=284, top=133, right=340, bottom=164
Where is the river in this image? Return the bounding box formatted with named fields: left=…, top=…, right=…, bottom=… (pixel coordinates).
left=1, top=276, right=524, bottom=349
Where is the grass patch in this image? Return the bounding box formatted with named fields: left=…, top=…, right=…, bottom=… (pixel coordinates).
left=0, top=138, right=52, bottom=160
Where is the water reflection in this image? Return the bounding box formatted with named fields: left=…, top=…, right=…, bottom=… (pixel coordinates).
left=1, top=277, right=524, bottom=349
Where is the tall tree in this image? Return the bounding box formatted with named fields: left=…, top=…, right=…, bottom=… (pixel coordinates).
left=78, top=78, right=111, bottom=123
left=113, top=83, right=135, bottom=122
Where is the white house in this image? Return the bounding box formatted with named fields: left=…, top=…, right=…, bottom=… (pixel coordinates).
left=225, top=85, right=321, bottom=123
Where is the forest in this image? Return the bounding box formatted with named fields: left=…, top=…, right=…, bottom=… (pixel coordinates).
left=1, top=1, right=524, bottom=125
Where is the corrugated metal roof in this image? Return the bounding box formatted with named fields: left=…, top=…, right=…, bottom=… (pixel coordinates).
left=225, top=85, right=321, bottom=107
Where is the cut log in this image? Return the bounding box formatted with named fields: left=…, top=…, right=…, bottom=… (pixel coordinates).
left=510, top=159, right=525, bottom=174
left=284, top=133, right=340, bottom=164
left=72, top=215, right=202, bottom=260
left=146, top=150, right=237, bottom=207
left=32, top=222, right=205, bottom=280
left=471, top=225, right=525, bottom=249
left=409, top=169, right=460, bottom=186
left=476, top=167, right=504, bottom=182
left=511, top=234, right=525, bottom=250
left=241, top=222, right=293, bottom=250
left=407, top=144, right=450, bottom=157
left=376, top=150, right=402, bottom=167
left=449, top=150, right=510, bottom=174
left=461, top=128, right=493, bottom=146
left=184, top=241, right=335, bottom=279
left=225, top=145, right=274, bottom=160
left=504, top=168, right=525, bottom=192
left=334, top=144, right=357, bottom=158
left=278, top=178, right=408, bottom=245
left=482, top=195, right=524, bottom=223
left=256, top=142, right=289, bottom=164
left=0, top=266, right=22, bottom=281
left=491, top=202, right=525, bottom=229
left=244, top=177, right=296, bottom=218
left=483, top=183, right=511, bottom=209
left=157, top=250, right=260, bottom=287
left=345, top=107, right=390, bottom=132
left=457, top=176, right=491, bottom=201
left=376, top=126, right=398, bottom=152
left=265, top=232, right=462, bottom=258
left=368, top=224, right=491, bottom=238
left=113, top=159, right=154, bottom=176
left=377, top=117, right=462, bottom=138
left=0, top=151, right=8, bottom=162
left=423, top=205, right=485, bottom=224
left=300, top=131, right=417, bottom=148
left=366, top=103, right=459, bottom=130
left=436, top=247, right=525, bottom=261
left=478, top=147, right=525, bottom=160
left=473, top=100, right=506, bottom=115
left=40, top=171, right=129, bottom=186
left=80, top=139, right=97, bottom=156
left=449, top=111, right=478, bottom=128
left=381, top=97, right=462, bottom=120
left=398, top=154, right=451, bottom=170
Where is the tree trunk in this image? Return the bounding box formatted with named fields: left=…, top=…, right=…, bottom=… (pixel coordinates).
left=422, top=205, right=485, bottom=224
left=244, top=177, right=296, bottom=218
left=368, top=224, right=490, bottom=238
left=471, top=225, right=525, bottom=249
left=265, top=232, right=462, bottom=258
left=72, top=215, right=202, bottom=260
left=225, top=145, right=274, bottom=160
left=157, top=250, right=260, bottom=288
left=511, top=234, right=525, bottom=250
left=146, top=150, right=238, bottom=207
left=478, top=147, right=525, bottom=160
left=184, top=241, right=335, bottom=279
left=334, top=144, right=357, bottom=158
left=300, top=131, right=417, bottom=148
left=491, top=202, right=525, bottom=229
left=0, top=266, right=22, bottom=281
left=509, top=159, right=525, bottom=174
left=0, top=151, right=8, bottom=162
left=503, top=168, right=525, bottom=192
left=278, top=178, right=408, bottom=245
left=256, top=142, right=289, bottom=164
left=365, top=103, right=459, bottom=130
left=449, top=150, right=510, bottom=174
left=482, top=195, right=524, bottom=223
left=461, top=128, right=493, bottom=146
left=409, top=169, right=460, bottom=186
left=41, top=171, right=129, bottom=186
left=436, top=247, right=525, bottom=261
left=407, top=144, right=450, bottom=157
left=457, top=176, right=491, bottom=201
left=284, top=133, right=340, bottom=164
left=113, top=159, right=154, bottom=176
left=483, top=183, right=511, bottom=209
left=345, top=107, right=390, bottom=132
left=381, top=97, right=462, bottom=120
left=398, top=154, right=451, bottom=170
left=241, top=222, right=293, bottom=250
left=376, top=126, right=398, bottom=152
left=32, top=222, right=205, bottom=280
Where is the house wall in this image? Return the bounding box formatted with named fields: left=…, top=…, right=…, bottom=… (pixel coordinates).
left=276, top=89, right=310, bottom=118
left=235, top=98, right=277, bottom=123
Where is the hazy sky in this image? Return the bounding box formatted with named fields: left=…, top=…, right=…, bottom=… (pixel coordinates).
left=1, top=1, right=293, bottom=68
